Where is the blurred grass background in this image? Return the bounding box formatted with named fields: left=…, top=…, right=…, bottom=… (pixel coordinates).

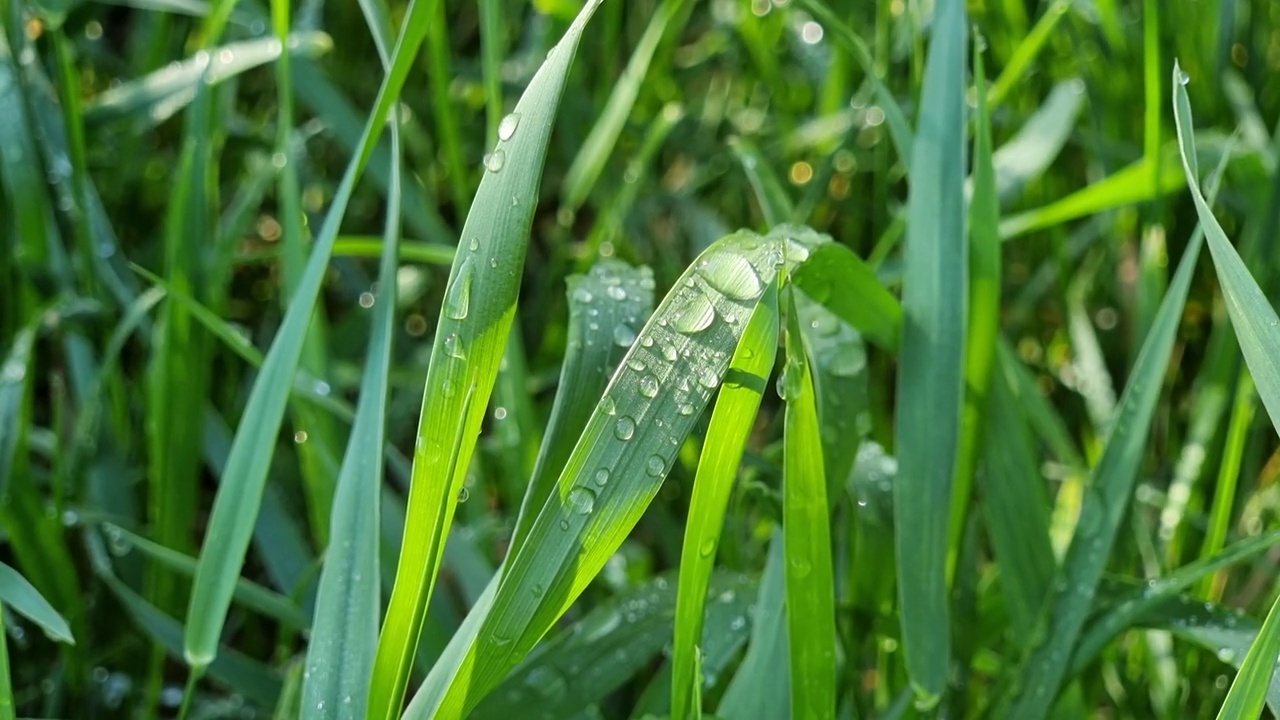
left=5, top=0, right=1280, bottom=717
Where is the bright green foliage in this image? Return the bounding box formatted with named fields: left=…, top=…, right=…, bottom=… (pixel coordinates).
left=11, top=1, right=1280, bottom=719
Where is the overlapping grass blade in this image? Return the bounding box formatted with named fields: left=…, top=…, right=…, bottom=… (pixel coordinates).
left=718, top=532, right=789, bottom=720
left=991, top=80, right=1083, bottom=202
left=0, top=323, right=35, bottom=497
left=84, top=33, right=332, bottom=125
left=795, top=287, right=870, bottom=482
left=560, top=0, right=686, bottom=214
left=0, top=561, right=74, bottom=644
left=474, top=572, right=756, bottom=719
left=987, top=1, right=1071, bottom=108
left=368, top=4, right=605, bottom=716
left=1005, top=81, right=1207, bottom=714
left=894, top=0, right=966, bottom=702
left=406, top=231, right=793, bottom=717
left=671, top=283, right=779, bottom=718
left=184, top=0, right=445, bottom=670
left=730, top=138, right=795, bottom=227
left=300, top=0, right=403, bottom=704
left=1172, top=61, right=1280, bottom=720
left=781, top=287, right=836, bottom=720
left=790, top=242, right=900, bottom=351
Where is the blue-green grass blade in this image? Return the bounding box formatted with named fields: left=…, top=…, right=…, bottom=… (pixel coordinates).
left=368, top=4, right=605, bottom=716
left=790, top=242, right=901, bottom=351
left=894, top=0, right=966, bottom=703
left=717, top=531, right=789, bottom=720
left=782, top=286, right=836, bottom=720
left=0, top=323, right=35, bottom=498
left=991, top=80, right=1084, bottom=203
left=0, top=561, right=74, bottom=645
left=671, top=283, right=779, bottom=719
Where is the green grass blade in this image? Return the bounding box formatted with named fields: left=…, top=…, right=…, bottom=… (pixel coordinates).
left=1006, top=92, right=1207, bottom=715
left=0, top=561, right=74, bottom=645
left=782, top=287, right=836, bottom=720
left=795, top=287, right=870, bottom=481
left=1172, top=61, right=1280, bottom=720
left=987, top=1, right=1070, bottom=108
left=671, top=283, right=779, bottom=719
left=408, top=231, right=791, bottom=717
left=368, top=4, right=605, bottom=716
left=991, top=80, right=1083, bottom=203
left=729, top=138, right=795, bottom=228
left=560, top=0, right=684, bottom=214
left=718, top=532, right=789, bottom=720
left=0, top=609, right=11, bottom=720
left=184, top=0, right=443, bottom=669
left=894, top=0, right=966, bottom=703
left=0, top=323, right=35, bottom=497
left=84, top=32, right=332, bottom=126
left=790, top=242, right=901, bottom=351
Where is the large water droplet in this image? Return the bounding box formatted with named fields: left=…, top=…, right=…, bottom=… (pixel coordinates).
left=697, top=367, right=720, bottom=389
left=445, top=258, right=474, bottom=320
left=484, top=148, right=506, bottom=172
left=613, top=324, right=637, bottom=347
left=567, top=487, right=596, bottom=514
left=662, top=344, right=679, bottom=362
left=697, top=253, right=764, bottom=300
left=614, top=416, right=636, bottom=440
left=639, top=375, right=659, bottom=397
left=670, top=291, right=716, bottom=333
left=645, top=454, right=665, bottom=477
left=498, top=112, right=521, bottom=141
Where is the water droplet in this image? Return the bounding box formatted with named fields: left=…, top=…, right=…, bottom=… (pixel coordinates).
left=498, top=112, right=521, bottom=141
left=639, top=375, right=659, bottom=397
left=698, top=537, right=716, bottom=557
left=640, top=336, right=654, bottom=348
left=468, top=237, right=480, bottom=252
left=445, top=258, right=474, bottom=319
left=614, top=416, right=636, bottom=440
left=1177, top=69, right=1190, bottom=86
left=358, top=292, right=375, bottom=308
left=573, top=287, right=594, bottom=303
left=677, top=403, right=695, bottom=416
left=697, top=253, right=764, bottom=300
left=789, top=558, right=813, bottom=577
left=444, top=333, right=466, bottom=359
left=567, top=487, right=596, bottom=514
left=613, top=324, right=637, bottom=347
left=662, top=344, right=679, bottom=362
left=627, top=358, right=646, bottom=372
left=697, top=367, right=720, bottom=389
left=599, top=395, right=617, bottom=415
left=484, top=148, right=506, bottom=172
left=294, top=430, right=309, bottom=444
left=646, top=454, right=665, bottom=477
left=458, top=487, right=470, bottom=503
left=828, top=348, right=866, bottom=378
left=607, top=285, right=627, bottom=301
left=670, top=292, right=715, bottom=333
left=490, top=257, right=498, bottom=268
left=593, top=468, right=610, bottom=487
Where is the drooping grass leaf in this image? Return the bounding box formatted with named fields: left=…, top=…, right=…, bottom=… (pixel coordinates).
left=894, top=0, right=966, bottom=703
left=0, top=561, right=74, bottom=645
left=789, top=241, right=901, bottom=352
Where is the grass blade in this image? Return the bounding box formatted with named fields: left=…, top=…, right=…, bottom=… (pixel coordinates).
left=718, top=532, right=789, bottom=719
left=782, top=286, right=836, bottom=720
left=368, top=4, right=605, bottom=716
left=671, top=283, right=779, bottom=718
left=894, top=0, right=966, bottom=703
left=0, top=561, right=74, bottom=645
left=789, top=242, right=901, bottom=351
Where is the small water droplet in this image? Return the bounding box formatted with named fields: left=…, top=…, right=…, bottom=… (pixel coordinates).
left=697, top=367, right=720, bottom=389
left=498, top=112, right=521, bottom=141
left=469, top=237, right=480, bottom=252
left=294, top=430, right=309, bottom=444
left=484, top=149, right=507, bottom=172
left=645, top=454, right=665, bottom=477
left=639, top=375, right=659, bottom=397
left=442, top=380, right=457, bottom=398
left=1177, top=69, right=1190, bottom=86
left=614, top=416, right=636, bottom=440
left=567, top=487, right=596, bottom=514
left=613, top=324, right=637, bottom=347
left=699, top=537, right=716, bottom=557
left=599, top=395, right=617, bottom=415
left=607, top=285, right=627, bottom=301
left=678, top=403, right=695, bottom=416
left=458, top=487, right=470, bottom=502
left=627, top=358, right=646, bottom=372
left=593, top=468, right=610, bottom=487
left=640, top=336, right=654, bottom=348
left=444, top=333, right=466, bottom=359
left=445, top=258, right=474, bottom=319
left=661, top=344, right=679, bottom=363
left=790, top=558, right=813, bottom=577
left=573, top=287, right=594, bottom=303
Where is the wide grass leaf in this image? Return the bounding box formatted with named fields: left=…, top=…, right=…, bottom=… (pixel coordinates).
left=790, top=241, right=901, bottom=352
left=0, top=561, right=74, bottom=645
left=894, top=0, right=967, bottom=703
left=368, top=3, right=605, bottom=716
left=718, top=531, right=789, bottom=720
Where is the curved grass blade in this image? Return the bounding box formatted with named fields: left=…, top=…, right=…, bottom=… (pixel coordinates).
left=671, top=284, right=779, bottom=718
left=1005, top=94, right=1206, bottom=716
left=1173, top=61, right=1280, bottom=720
left=300, top=34, right=404, bottom=714
left=185, top=0, right=446, bottom=670
left=368, top=4, right=605, bottom=716
left=717, top=531, right=789, bottom=720
left=790, top=242, right=901, bottom=351
left=781, top=288, right=836, bottom=720
left=560, top=0, right=685, bottom=214
left=991, top=80, right=1083, bottom=203
left=510, top=260, right=655, bottom=559
left=0, top=561, right=74, bottom=645
left=894, top=0, right=966, bottom=703
left=729, top=138, right=794, bottom=227
left=85, top=33, right=332, bottom=126
left=0, top=323, right=36, bottom=498
left=407, top=231, right=792, bottom=717
left=474, top=572, right=756, bottom=719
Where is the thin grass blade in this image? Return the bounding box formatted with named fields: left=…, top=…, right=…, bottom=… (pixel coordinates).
left=0, top=561, right=74, bottom=644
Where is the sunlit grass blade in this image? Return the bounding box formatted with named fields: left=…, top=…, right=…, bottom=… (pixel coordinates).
left=0, top=561, right=74, bottom=644
left=300, top=10, right=403, bottom=706
left=729, top=138, right=795, bottom=227
left=475, top=572, right=756, bottom=719
left=185, top=0, right=445, bottom=670
left=991, top=80, right=1083, bottom=203
left=987, top=1, right=1070, bottom=108
left=781, top=286, right=836, bottom=720
left=406, top=231, right=793, bottom=717
left=368, top=4, right=605, bottom=716
left=1069, top=529, right=1280, bottom=673
left=84, top=33, right=332, bottom=126
left=671, top=283, right=779, bottom=719
left=1006, top=96, right=1206, bottom=715
left=560, top=0, right=685, bottom=214
left=790, top=242, right=901, bottom=351
left=894, top=0, right=966, bottom=703
left=718, top=531, right=789, bottom=719
left=510, top=260, right=655, bottom=559
left=1173, top=60, right=1280, bottom=720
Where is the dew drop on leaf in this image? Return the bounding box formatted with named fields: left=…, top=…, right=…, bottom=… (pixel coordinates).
left=612, top=324, right=636, bottom=347
left=484, top=148, right=506, bottom=172
left=697, top=253, right=764, bottom=300
left=498, top=112, right=521, bottom=141
left=567, top=487, right=596, bottom=514
left=614, top=416, right=636, bottom=440
left=445, top=258, right=474, bottom=320
left=670, top=292, right=716, bottom=333
left=646, top=454, right=665, bottom=477
left=639, top=375, right=659, bottom=397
